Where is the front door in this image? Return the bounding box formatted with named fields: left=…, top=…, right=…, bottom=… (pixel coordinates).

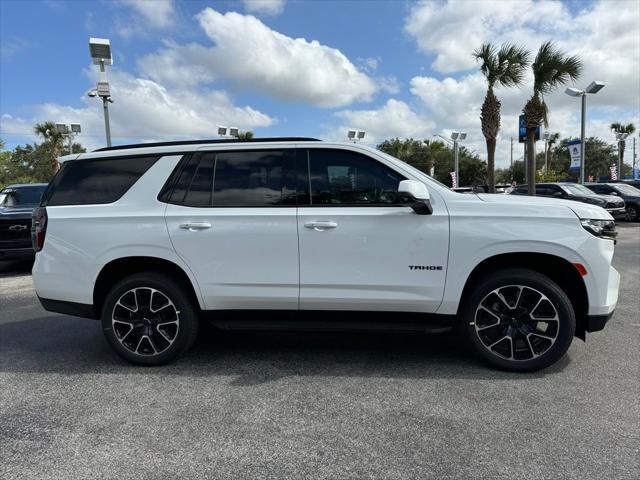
left=165, top=149, right=299, bottom=310
left=297, top=148, right=449, bottom=312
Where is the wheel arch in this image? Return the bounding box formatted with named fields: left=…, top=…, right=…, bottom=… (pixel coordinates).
left=93, top=256, right=203, bottom=316
left=457, top=252, right=589, bottom=339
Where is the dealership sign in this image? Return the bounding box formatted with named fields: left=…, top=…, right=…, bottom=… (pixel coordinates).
left=568, top=139, right=581, bottom=171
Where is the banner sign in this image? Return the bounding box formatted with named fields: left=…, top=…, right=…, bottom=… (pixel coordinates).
left=610, top=165, right=618, bottom=181
left=519, top=114, right=540, bottom=143
left=568, top=139, right=581, bottom=171
left=450, top=171, right=457, bottom=188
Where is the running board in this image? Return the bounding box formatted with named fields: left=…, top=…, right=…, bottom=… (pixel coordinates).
left=204, top=310, right=455, bottom=334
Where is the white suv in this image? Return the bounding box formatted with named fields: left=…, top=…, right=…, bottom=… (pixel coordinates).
left=31, top=138, right=619, bottom=371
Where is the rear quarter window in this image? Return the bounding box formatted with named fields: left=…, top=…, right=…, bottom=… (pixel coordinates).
left=44, top=156, right=160, bottom=206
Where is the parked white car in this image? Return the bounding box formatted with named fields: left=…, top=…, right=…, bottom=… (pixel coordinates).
left=32, top=138, right=619, bottom=371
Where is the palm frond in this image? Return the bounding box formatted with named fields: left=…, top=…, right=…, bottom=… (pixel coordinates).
left=496, top=43, right=530, bottom=87
left=473, top=43, right=499, bottom=87
left=532, top=41, right=583, bottom=95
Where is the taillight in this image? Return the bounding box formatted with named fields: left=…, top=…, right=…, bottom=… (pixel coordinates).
left=31, top=207, right=47, bottom=252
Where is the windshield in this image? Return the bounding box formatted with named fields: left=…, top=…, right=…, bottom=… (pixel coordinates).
left=0, top=186, right=46, bottom=207
left=615, top=183, right=640, bottom=196
left=561, top=184, right=594, bottom=195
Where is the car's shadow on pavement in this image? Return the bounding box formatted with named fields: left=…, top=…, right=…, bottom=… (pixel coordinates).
left=0, top=259, right=33, bottom=276
left=0, top=313, right=571, bottom=382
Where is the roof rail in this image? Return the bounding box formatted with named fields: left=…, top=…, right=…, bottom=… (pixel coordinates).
left=93, top=137, right=322, bottom=152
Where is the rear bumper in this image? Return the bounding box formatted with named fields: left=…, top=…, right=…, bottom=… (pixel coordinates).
left=38, top=296, right=98, bottom=320
left=0, top=247, right=34, bottom=260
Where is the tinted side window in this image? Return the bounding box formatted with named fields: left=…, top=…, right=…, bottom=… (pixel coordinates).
left=183, top=154, right=214, bottom=207
left=307, top=149, right=405, bottom=205
left=46, top=156, right=159, bottom=206
left=212, top=150, right=295, bottom=206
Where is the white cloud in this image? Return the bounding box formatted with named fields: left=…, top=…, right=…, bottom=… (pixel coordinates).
left=1, top=71, right=274, bottom=151
left=138, top=8, right=377, bottom=108
left=243, top=0, right=285, bottom=16
left=403, top=0, right=640, bottom=168
left=119, top=0, right=175, bottom=28
left=330, top=99, right=436, bottom=145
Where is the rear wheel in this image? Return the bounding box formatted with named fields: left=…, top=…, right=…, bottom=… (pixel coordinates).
left=101, top=272, right=199, bottom=365
left=626, top=205, right=639, bottom=222
left=462, top=269, right=575, bottom=372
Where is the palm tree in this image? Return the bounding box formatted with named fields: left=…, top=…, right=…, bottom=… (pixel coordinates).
left=610, top=122, right=636, bottom=171
left=473, top=43, right=529, bottom=193
left=34, top=121, right=65, bottom=172
left=522, top=41, right=582, bottom=195
left=545, top=132, right=560, bottom=170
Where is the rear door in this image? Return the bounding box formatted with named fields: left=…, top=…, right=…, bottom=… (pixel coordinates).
left=164, top=149, right=300, bottom=310
left=296, top=148, right=449, bottom=312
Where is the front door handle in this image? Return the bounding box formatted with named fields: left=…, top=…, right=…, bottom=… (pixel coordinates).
left=304, top=221, right=338, bottom=231
left=179, top=222, right=211, bottom=231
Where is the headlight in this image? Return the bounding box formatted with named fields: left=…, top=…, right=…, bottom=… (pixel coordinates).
left=581, top=218, right=617, bottom=240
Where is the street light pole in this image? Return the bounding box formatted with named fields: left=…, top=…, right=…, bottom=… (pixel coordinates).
left=565, top=81, right=605, bottom=184
left=89, top=38, right=113, bottom=148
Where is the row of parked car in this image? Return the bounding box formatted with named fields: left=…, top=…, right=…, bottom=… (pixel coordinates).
left=455, top=180, right=640, bottom=221
left=1, top=179, right=639, bottom=263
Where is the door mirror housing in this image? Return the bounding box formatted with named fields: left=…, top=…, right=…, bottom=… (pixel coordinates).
left=398, top=180, right=432, bottom=215
left=553, top=191, right=563, bottom=198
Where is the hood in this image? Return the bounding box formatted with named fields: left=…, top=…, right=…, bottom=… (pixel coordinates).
left=477, top=193, right=613, bottom=220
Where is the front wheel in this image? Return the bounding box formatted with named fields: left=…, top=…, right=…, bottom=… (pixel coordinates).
left=461, top=269, right=575, bottom=372
left=101, top=272, right=199, bottom=366
left=626, top=205, right=639, bottom=222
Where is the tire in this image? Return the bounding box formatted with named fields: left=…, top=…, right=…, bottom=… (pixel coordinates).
left=461, top=268, right=575, bottom=372
left=101, top=272, right=199, bottom=366
left=626, top=205, right=639, bottom=222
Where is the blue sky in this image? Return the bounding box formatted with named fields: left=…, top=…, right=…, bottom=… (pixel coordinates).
left=1, top=0, right=638, bottom=168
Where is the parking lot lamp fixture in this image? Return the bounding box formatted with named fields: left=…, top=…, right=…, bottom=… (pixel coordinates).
left=347, top=129, right=365, bottom=143
left=55, top=123, right=81, bottom=156
left=89, top=38, right=113, bottom=147
left=564, top=81, right=605, bottom=183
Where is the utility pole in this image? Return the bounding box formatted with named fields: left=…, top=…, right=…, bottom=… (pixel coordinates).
left=634, top=136, right=637, bottom=179
left=510, top=136, right=513, bottom=180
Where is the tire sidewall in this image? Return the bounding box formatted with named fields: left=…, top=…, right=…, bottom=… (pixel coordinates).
left=101, top=273, right=198, bottom=366
left=462, top=269, right=575, bottom=372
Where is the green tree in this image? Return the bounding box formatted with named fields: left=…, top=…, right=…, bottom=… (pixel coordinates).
left=545, top=132, right=560, bottom=169
left=522, top=41, right=582, bottom=194
left=34, top=121, right=66, bottom=172
left=551, top=137, right=619, bottom=181
left=236, top=131, right=254, bottom=140
left=473, top=43, right=529, bottom=193
left=610, top=122, right=636, bottom=169
left=377, top=137, right=486, bottom=187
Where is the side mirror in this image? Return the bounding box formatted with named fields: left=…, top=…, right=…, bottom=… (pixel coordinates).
left=610, top=192, right=618, bottom=196
left=398, top=180, right=432, bottom=215
left=553, top=192, right=563, bottom=198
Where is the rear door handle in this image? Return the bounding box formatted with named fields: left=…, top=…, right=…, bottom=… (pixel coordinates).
left=304, top=221, right=338, bottom=231
left=179, top=222, right=211, bottom=231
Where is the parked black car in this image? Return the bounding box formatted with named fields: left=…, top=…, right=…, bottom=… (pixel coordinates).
left=511, top=182, right=627, bottom=218
left=0, top=183, right=48, bottom=261
left=586, top=182, right=640, bottom=221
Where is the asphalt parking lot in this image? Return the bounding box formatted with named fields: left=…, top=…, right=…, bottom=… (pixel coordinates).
left=1, top=223, right=638, bottom=480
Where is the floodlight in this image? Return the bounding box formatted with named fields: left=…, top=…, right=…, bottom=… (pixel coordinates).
left=565, top=87, right=583, bottom=97
left=450, top=132, right=460, bottom=140
left=96, top=81, right=110, bottom=96
left=347, top=129, right=356, bottom=139
left=89, top=37, right=112, bottom=65
left=543, top=131, right=550, bottom=140
left=585, top=81, right=605, bottom=94
left=218, top=126, right=228, bottom=136
left=55, top=123, right=69, bottom=134
left=357, top=131, right=365, bottom=140
left=459, top=132, right=467, bottom=140
left=229, top=127, right=239, bottom=137
left=71, top=124, right=81, bottom=133
left=616, top=132, right=629, bottom=141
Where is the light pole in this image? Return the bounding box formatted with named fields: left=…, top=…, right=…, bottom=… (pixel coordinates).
left=55, top=123, right=81, bottom=155
left=542, top=131, right=550, bottom=172
left=451, top=132, right=466, bottom=186
left=88, top=38, right=113, bottom=147
left=565, top=81, right=605, bottom=184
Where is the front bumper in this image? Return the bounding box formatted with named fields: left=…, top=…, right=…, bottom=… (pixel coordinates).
left=0, top=247, right=35, bottom=261
left=607, top=207, right=627, bottom=218
left=585, top=311, right=614, bottom=332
